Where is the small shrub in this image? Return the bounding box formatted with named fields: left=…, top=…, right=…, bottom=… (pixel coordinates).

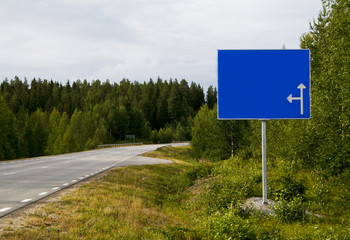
left=161, top=226, right=201, bottom=240
left=167, top=174, right=193, bottom=194
left=273, top=194, right=307, bottom=223
left=186, top=163, right=213, bottom=181
left=204, top=173, right=259, bottom=214
left=273, top=175, right=306, bottom=201
left=205, top=178, right=239, bottom=214
left=167, top=163, right=213, bottom=195
left=206, top=209, right=256, bottom=239
left=256, top=227, right=282, bottom=240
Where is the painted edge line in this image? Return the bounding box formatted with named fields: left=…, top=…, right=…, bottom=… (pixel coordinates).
left=3, top=172, right=16, bottom=176
left=0, top=207, right=12, bottom=213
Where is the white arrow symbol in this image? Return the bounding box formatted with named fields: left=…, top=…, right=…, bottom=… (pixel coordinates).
left=287, top=83, right=306, bottom=115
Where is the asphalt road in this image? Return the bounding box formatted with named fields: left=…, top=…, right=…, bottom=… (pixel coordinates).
left=0, top=143, right=187, bottom=217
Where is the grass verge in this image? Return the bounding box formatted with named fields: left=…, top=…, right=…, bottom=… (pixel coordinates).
left=0, top=146, right=198, bottom=239
left=2, top=145, right=350, bottom=239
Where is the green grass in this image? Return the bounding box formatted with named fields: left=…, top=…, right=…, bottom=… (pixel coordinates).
left=2, top=145, right=350, bottom=239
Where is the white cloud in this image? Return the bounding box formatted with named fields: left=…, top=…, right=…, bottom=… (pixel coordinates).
left=0, top=0, right=322, bottom=89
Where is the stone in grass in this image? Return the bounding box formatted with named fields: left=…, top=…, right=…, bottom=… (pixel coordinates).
left=241, top=197, right=276, bottom=216
left=241, top=197, right=325, bottom=218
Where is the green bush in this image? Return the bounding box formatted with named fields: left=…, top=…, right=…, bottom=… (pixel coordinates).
left=272, top=175, right=306, bottom=201
left=255, top=227, right=282, bottom=240
left=204, top=176, right=258, bottom=214
left=273, top=195, right=307, bottom=223
left=168, top=164, right=213, bottom=191
left=203, top=159, right=261, bottom=214
left=167, top=173, right=193, bottom=194
left=185, top=163, right=213, bottom=182
left=158, top=127, right=174, bottom=143
left=205, top=178, right=239, bottom=214
left=206, top=209, right=256, bottom=240
left=161, top=226, right=201, bottom=240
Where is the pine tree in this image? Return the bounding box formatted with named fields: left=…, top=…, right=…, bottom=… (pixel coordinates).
left=0, top=94, right=17, bottom=160
left=168, top=83, right=180, bottom=125
left=24, top=109, right=49, bottom=157
left=53, top=112, right=69, bottom=154
left=190, top=82, right=205, bottom=112
left=206, top=85, right=217, bottom=109
left=46, top=108, right=61, bottom=154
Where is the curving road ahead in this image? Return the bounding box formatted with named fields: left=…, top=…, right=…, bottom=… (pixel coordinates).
left=0, top=143, right=187, bottom=217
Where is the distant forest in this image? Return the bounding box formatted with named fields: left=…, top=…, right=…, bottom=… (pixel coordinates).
left=0, top=77, right=217, bottom=160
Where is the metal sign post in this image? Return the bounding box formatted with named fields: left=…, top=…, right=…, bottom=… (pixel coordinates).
left=261, top=120, right=268, bottom=204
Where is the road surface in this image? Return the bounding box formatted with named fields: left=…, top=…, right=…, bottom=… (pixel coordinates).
left=0, top=143, right=187, bottom=217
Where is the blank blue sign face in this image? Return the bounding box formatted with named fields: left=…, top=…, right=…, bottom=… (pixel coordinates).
left=218, top=49, right=310, bottom=119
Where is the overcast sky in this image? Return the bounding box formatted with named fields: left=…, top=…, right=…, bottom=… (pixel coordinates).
left=0, top=0, right=322, bottom=89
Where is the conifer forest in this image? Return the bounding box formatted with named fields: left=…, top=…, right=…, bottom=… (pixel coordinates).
left=0, top=77, right=216, bottom=160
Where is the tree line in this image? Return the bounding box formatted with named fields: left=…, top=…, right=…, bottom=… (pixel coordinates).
left=191, top=0, right=350, bottom=176
left=0, top=77, right=217, bottom=160
left=5, top=0, right=346, bottom=179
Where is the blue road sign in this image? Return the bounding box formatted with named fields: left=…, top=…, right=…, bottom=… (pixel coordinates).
left=218, top=49, right=310, bottom=119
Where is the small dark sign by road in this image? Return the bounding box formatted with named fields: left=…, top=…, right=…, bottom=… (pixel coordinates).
left=125, top=135, right=135, bottom=142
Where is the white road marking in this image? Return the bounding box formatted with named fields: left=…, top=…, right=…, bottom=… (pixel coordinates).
left=72, top=180, right=77, bottom=183
left=38, top=192, right=48, bottom=196
left=85, top=175, right=89, bottom=177
left=0, top=207, right=11, bottom=212
left=40, top=166, right=49, bottom=169
left=21, top=199, right=32, bottom=203
left=3, top=172, right=16, bottom=176
left=63, top=183, right=69, bottom=186
left=64, top=161, right=70, bottom=164
left=79, top=177, right=84, bottom=180
left=52, top=187, right=60, bottom=190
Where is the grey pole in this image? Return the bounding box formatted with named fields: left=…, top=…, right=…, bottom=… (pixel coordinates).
left=262, top=120, right=268, bottom=204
